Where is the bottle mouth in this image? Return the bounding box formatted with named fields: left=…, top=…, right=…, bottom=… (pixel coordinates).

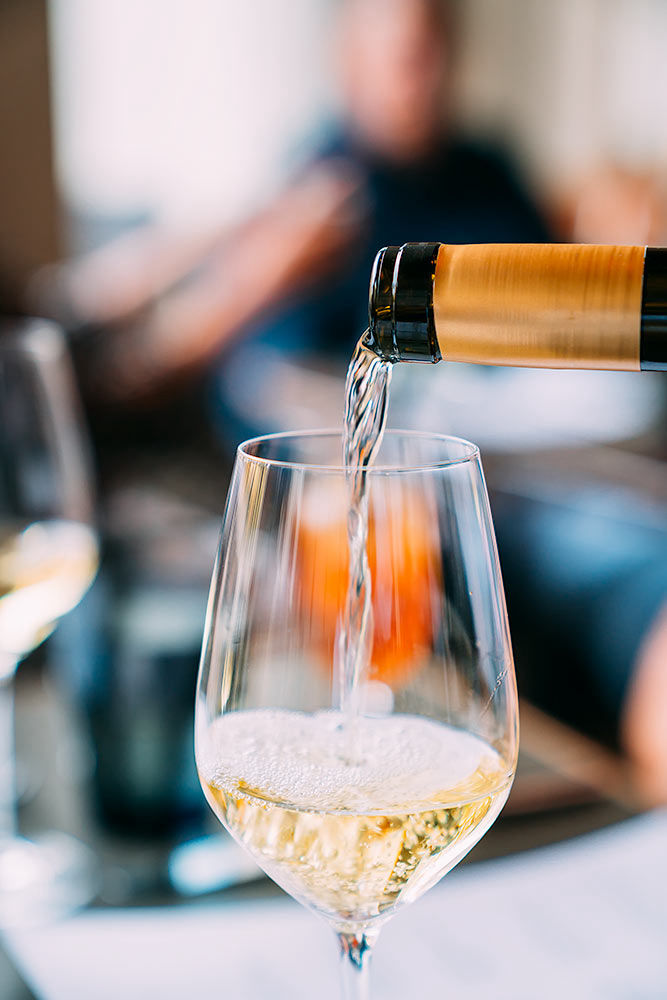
left=366, top=243, right=442, bottom=363
left=364, top=246, right=399, bottom=360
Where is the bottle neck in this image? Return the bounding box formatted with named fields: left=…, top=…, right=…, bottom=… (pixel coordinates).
left=365, top=243, right=441, bottom=363
left=367, top=242, right=667, bottom=372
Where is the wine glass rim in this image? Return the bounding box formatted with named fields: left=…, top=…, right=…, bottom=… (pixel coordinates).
left=237, top=428, right=480, bottom=473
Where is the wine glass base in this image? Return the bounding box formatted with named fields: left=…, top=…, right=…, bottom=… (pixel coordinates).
left=0, top=832, right=98, bottom=929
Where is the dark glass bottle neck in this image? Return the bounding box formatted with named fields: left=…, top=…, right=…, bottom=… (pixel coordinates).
left=365, top=243, right=441, bottom=362
left=367, top=242, right=667, bottom=371
left=641, top=248, right=667, bottom=371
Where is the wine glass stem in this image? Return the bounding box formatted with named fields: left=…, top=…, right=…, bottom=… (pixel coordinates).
left=338, top=931, right=374, bottom=1000
left=0, top=672, right=18, bottom=838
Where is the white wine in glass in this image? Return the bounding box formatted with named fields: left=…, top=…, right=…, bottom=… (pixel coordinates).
left=0, top=519, right=96, bottom=671
left=196, top=430, right=518, bottom=997
left=0, top=319, right=98, bottom=926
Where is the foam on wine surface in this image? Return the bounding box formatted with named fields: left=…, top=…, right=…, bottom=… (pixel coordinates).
left=201, top=709, right=503, bottom=812
left=200, top=710, right=512, bottom=927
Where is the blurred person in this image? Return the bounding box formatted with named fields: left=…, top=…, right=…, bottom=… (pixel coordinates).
left=44, top=0, right=549, bottom=415
left=40, top=0, right=667, bottom=804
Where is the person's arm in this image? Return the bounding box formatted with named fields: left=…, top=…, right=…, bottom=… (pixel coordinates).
left=61, top=160, right=366, bottom=405
left=621, top=602, right=667, bottom=804
left=44, top=225, right=228, bottom=327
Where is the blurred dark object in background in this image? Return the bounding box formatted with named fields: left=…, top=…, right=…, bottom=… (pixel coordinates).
left=495, top=479, right=666, bottom=741
left=491, top=447, right=667, bottom=805
left=52, top=483, right=220, bottom=840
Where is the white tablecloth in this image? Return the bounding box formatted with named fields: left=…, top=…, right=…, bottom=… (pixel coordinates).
left=7, top=811, right=667, bottom=1000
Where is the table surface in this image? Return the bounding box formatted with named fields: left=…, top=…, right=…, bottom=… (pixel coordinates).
left=2, top=664, right=645, bottom=998
left=6, top=810, right=667, bottom=1000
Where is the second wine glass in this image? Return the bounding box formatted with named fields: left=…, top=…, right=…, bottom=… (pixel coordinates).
left=196, top=429, right=518, bottom=998
left=0, top=319, right=98, bottom=926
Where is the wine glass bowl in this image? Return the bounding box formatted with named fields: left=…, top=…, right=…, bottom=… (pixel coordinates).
left=0, top=319, right=97, bottom=670
left=195, top=429, right=518, bottom=993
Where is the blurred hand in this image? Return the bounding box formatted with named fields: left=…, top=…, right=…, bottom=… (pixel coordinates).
left=256, top=159, right=367, bottom=291
left=569, top=165, right=667, bottom=245
left=622, top=602, right=667, bottom=804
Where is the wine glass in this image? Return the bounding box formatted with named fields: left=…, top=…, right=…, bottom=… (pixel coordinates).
left=0, top=318, right=98, bottom=926
left=195, top=429, right=518, bottom=998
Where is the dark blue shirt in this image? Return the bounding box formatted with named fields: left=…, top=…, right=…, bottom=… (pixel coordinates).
left=225, top=135, right=552, bottom=365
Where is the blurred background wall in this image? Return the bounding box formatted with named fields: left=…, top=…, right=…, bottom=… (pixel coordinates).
left=459, top=0, right=667, bottom=187
left=49, top=0, right=336, bottom=235
left=47, top=0, right=667, bottom=241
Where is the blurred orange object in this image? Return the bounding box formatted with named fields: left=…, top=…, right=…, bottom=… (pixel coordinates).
left=298, top=482, right=440, bottom=687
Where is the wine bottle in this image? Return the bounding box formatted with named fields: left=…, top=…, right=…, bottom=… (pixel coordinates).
left=365, top=243, right=667, bottom=371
